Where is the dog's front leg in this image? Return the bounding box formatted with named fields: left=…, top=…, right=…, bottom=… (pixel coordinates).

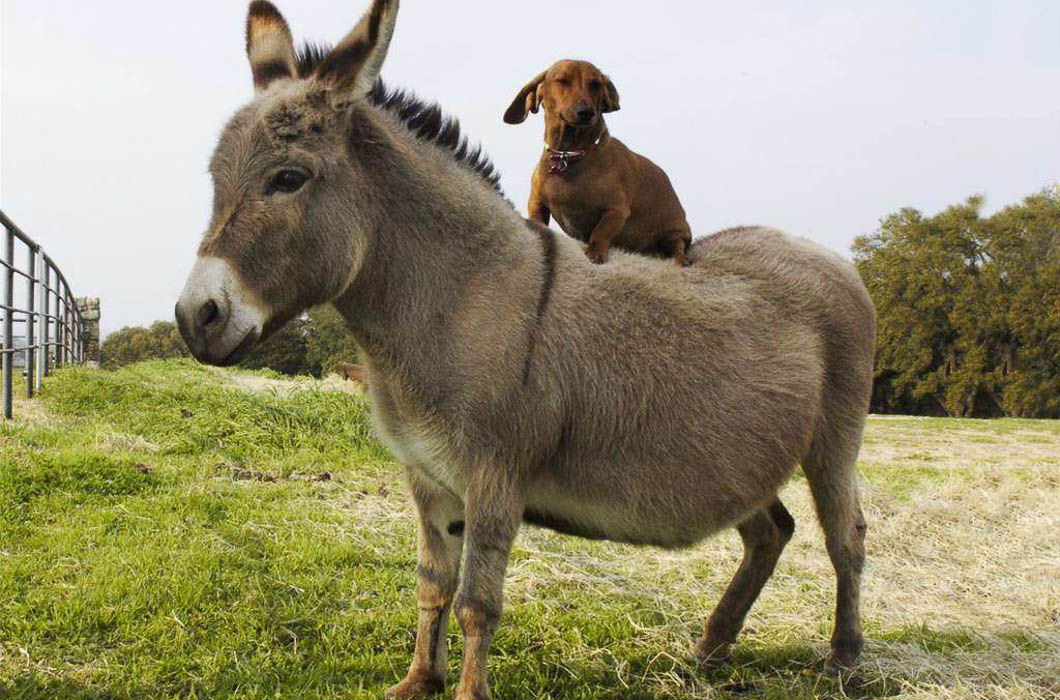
left=387, top=474, right=465, bottom=699
left=528, top=197, right=551, bottom=227
left=452, top=469, right=524, bottom=700
left=585, top=207, right=629, bottom=264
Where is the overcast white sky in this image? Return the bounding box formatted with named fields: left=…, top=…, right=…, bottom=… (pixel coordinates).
left=2, top=1, right=1058, bottom=338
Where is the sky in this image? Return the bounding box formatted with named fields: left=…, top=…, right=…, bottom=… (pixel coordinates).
left=2, top=1, right=1058, bottom=339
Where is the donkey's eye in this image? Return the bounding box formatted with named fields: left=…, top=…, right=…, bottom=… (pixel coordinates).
left=267, top=169, right=309, bottom=195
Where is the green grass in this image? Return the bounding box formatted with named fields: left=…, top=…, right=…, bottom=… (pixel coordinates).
left=1, top=360, right=1057, bottom=700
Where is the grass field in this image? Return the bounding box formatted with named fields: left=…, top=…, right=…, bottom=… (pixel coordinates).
left=1, top=360, right=1057, bottom=700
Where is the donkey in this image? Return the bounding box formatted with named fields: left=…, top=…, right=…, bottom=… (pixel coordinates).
left=175, top=2, right=876, bottom=698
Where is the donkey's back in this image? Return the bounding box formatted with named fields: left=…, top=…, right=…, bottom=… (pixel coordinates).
left=527, top=226, right=874, bottom=551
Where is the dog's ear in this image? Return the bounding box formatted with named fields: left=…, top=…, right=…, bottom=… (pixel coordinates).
left=504, top=71, right=547, bottom=124
left=601, top=75, right=620, bottom=113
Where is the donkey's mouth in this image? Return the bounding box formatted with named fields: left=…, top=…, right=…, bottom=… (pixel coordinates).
left=216, top=328, right=260, bottom=367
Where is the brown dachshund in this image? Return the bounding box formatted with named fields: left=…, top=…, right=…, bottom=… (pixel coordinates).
left=505, top=59, right=692, bottom=265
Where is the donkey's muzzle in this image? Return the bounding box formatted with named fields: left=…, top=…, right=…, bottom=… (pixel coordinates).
left=176, top=256, right=266, bottom=366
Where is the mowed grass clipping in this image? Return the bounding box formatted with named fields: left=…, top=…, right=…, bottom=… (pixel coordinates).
left=0, top=360, right=1057, bottom=700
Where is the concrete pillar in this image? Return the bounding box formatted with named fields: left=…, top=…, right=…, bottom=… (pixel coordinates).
left=75, top=297, right=101, bottom=368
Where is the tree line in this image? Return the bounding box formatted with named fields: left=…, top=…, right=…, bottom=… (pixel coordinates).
left=102, top=187, right=1059, bottom=417
left=855, top=187, right=1059, bottom=418
left=101, top=305, right=358, bottom=378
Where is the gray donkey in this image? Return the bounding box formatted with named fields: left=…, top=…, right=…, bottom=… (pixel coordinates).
left=175, top=1, right=876, bottom=698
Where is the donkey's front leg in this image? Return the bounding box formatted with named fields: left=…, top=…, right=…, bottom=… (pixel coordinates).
left=452, top=471, right=524, bottom=700
left=387, top=475, right=465, bottom=699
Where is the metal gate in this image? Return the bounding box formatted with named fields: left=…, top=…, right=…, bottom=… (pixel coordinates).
left=0, top=210, right=86, bottom=419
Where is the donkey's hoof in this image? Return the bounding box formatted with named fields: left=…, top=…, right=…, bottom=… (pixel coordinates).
left=453, top=691, right=491, bottom=700
left=823, top=641, right=863, bottom=675
left=385, top=672, right=445, bottom=699
left=693, top=639, right=732, bottom=668
left=452, top=681, right=492, bottom=700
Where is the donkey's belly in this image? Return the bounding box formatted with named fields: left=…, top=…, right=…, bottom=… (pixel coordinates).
left=523, top=472, right=734, bottom=549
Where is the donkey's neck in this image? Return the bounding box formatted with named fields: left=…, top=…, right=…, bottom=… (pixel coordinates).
left=332, top=114, right=537, bottom=387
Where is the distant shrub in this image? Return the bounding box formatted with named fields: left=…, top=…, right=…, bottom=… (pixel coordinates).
left=303, top=305, right=359, bottom=377
left=101, top=321, right=188, bottom=369
left=239, top=317, right=311, bottom=376
left=102, top=307, right=357, bottom=377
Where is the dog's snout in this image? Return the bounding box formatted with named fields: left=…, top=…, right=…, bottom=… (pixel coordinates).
left=573, top=104, right=596, bottom=121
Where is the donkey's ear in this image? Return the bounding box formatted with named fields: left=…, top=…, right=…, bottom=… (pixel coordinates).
left=601, top=75, right=620, bottom=113
left=312, top=0, right=399, bottom=102
left=503, top=71, right=547, bottom=125
left=246, top=1, right=298, bottom=94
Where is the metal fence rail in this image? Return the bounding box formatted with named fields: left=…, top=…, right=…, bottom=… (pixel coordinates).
left=1, top=209, right=86, bottom=419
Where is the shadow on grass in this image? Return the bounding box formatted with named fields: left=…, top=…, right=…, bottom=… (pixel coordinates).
left=482, top=638, right=908, bottom=700
left=6, top=627, right=1051, bottom=700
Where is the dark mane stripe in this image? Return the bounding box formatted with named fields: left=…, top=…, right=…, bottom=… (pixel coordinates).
left=521, top=219, right=557, bottom=387
left=296, top=42, right=502, bottom=194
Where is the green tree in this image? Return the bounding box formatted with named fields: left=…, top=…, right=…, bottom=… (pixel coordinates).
left=240, top=306, right=359, bottom=377
left=101, top=321, right=189, bottom=369
left=855, top=188, right=1060, bottom=417
left=103, top=306, right=359, bottom=377
left=992, top=188, right=1060, bottom=416
left=239, top=317, right=311, bottom=376
left=303, top=305, right=359, bottom=377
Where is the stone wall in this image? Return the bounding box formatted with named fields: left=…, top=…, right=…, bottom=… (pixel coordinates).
left=75, top=297, right=101, bottom=368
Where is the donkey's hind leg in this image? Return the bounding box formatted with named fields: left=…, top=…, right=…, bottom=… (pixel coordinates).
left=695, top=498, right=795, bottom=664
left=802, top=423, right=867, bottom=672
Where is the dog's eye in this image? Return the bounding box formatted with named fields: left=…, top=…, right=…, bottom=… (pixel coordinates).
left=267, top=169, right=309, bottom=195
left=556, top=78, right=571, bottom=87
left=589, top=80, right=603, bottom=90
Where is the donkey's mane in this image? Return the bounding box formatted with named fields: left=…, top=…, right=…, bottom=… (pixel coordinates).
left=297, top=42, right=503, bottom=195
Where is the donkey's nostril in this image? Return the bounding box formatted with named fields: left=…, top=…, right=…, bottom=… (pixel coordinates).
left=198, top=299, right=220, bottom=328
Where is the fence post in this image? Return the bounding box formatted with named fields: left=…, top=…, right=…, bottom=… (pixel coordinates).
left=55, top=280, right=63, bottom=369
left=3, top=225, right=13, bottom=419
left=71, top=298, right=79, bottom=364
left=36, top=250, right=46, bottom=391
left=42, top=262, right=51, bottom=378
left=66, top=290, right=73, bottom=365
left=25, top=244, right=36, bottom=398
left=75, top=298, right=82, bottom=363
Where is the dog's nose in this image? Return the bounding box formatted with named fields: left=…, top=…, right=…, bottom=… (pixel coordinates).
left=573, top=104, right=596, bottom=121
